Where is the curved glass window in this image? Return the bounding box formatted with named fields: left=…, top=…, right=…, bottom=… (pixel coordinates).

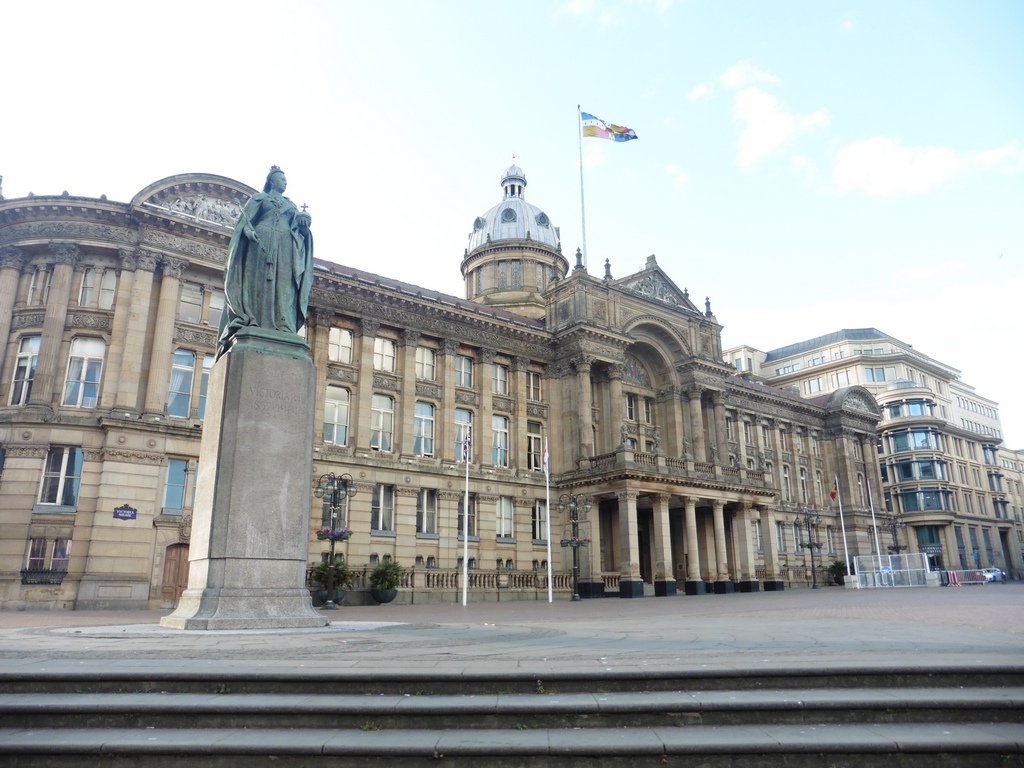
left=898, top=488, right=950, bottom=512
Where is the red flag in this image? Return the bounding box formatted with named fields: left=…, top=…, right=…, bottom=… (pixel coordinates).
left=830, top=479, right=838, bottom=501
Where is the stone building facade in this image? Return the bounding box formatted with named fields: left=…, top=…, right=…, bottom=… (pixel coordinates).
left=726, top=328, right=1024, bottom=579
left=0, top=166, right=882, bottom=610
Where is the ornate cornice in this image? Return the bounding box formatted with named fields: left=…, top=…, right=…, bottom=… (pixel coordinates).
left=102, top=448, right=166, bottom=465
left=68, top=312, right=111, bottom=331
left=174, top=325, right=217, bottom=348
left=0, top=245, right=26, bottom=270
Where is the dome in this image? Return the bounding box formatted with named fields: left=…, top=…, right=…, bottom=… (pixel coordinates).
left=466, top=164, right=560, bottom=254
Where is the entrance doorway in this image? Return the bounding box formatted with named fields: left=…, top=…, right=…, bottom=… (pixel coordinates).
left=161, top=543, right=190, bottom=608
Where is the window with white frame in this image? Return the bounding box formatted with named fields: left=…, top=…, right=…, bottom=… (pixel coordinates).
left=416, top=488, right=437, bottom=534
left=370, top=394, right=394, bottom=451
left=371, top=484, right=395, bottom=531
left=492, top=415, right=509, bottom=466
left=178, top=283, right=203, bottom=323
left=792, top=521, right=802, bottom=551
left=10, top=335, right=40, bottom=405
left=776, top=521, right=786, bottom=552
left=492, top=363, right=509, bottom=395
left=782, top=466, right=791, bottom=502
left=496, top=496, right=514, bottom=538
left=743, top=421, right=753, bottom=445
left=455, top=355, right=473, bottom=387
left=97, top=268, right=117, bottom=310
left=799, top=468, right=808, bottom=503
left=815, top=471, right=824, bottom=504
left=373, top=337, right=396, bottom=372
left=625, top=393, right=637, bottom=421
left=324, top=386, right=350, bottom=445
left=206, top=289, right=225, bottom=328
left=79, top=267, right=96, bottom=306
left=532, top=499, right=548, bottom=540
left=643, top=397, right=653, bottom=424
left=168, top=349, right=196, bottom=418
left=454, top=408, right=472, bottom=461
left=62, top=338, right=104, bottom=408
left=726, top=417, right=735, bottom=441
left=458, top=493, right=477, bottom=537
left=527, top=371, right=542, bottom=401
left=826, top=525, right=835, bottom=553
left=39, top=447, right=83, bottom=506
left=28, top=266, right=52, bottom=305
left=752, top=520, right=763, bottom=552
left=414, top=401, right=435, bottom=456
left=527, top=421, right=543, bottom=471
left=416, top=347, right=436, bottom=381
left=196, top=354, right=214, bottom=419
left=26, top=537, right=71, bottom=572
left=328, top=327, right=353, bottom=364
left=163, top=458, right=196, bottom=513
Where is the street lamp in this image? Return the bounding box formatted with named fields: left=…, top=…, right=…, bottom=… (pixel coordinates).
left=800, top=508, right=823, bottom=589
left=313, top=472, right=357, bottom=609
left=881, top=512, right=907, bottom=555
left=557, top=492, right=591, bottom=601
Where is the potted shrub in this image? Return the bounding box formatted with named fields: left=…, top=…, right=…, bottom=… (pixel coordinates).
left=827, top=559, right=848, bottom=586
left=369, top=559, right=403, bottom=604
left=310, top=556, right=353, bottom=605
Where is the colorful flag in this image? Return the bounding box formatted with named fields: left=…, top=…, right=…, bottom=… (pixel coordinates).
left=543, top=438, right=549, bottom=479
left=581, top=111, right=637, bottom=142
left=462, top=425, right=472, bottom=462
left=830, top=479, right=838, bottom=501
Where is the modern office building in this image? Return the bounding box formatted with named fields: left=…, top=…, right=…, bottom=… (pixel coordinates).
left=726, top=329, right=1023, bottom=578
left=0, top=165, right=883, bottom=610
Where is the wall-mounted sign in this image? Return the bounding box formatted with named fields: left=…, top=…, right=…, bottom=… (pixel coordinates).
left=113, top=504, right=137, bottom=520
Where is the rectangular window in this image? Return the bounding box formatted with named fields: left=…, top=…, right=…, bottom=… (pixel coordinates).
left=371, top=484, right=395, bottom=531
left=39, top=447, right=83, bottom=506
left=492, top=415, right=509, bottom=467
left=776, top=521, right=786, bottom=553
left=804, top=377, right=822, bottom=394
left=496, top=496, right=514, bottom=538
left=370, top=395, right=394, bottom=451
left=782, top=466, right=791, bottom=502
left=413, top=401, right=435, bottom=456
left=416, top=489, right=437, bottom=534
left=793, top=522, right=802, bottom=551
left=455, top=355, right=473, bottom=387
left=98, top=269, right=117, bottom=310
left=492, top=363, right=509, bottom=395
left=163, top=458, right=190, bottom=511
left=10, top=335, right=40, bottom=405
left=206, top=289, right=225, bottom=328
left=527, top=371, right=542, bottom=401
left=532, top=499, right=548, bottom=540
left=328, top=327, right=354, bottom=364
left=168, top=349, right=195, bottom=418
left=799, top=468, right=808, bottom=503
left=527, top=421, right=543, bottom=471
left=743, top=421, right=753, bottom=445
left=323, top=386, right=350, bottom=445
left=832, top=370, right=850, bottom=388
left=79, top=267, right=96, bottom=306
left=458, top=493, right=477, bottom=537
left=178, top=283, right=203, bottom=323
left=415, top=347, right=436, bottom=381
left=28, top=267, right=53, bottom=305
left=26, top=538, right=71, bottom=572
left=643, top=397, right=653, bottom=424
left=197, top=354, right=214, bottom=420
left=625, top=393, right=637, bottom=421
left=726, top=417, right=734, bottom=441
left=454, top=408, right=473, bottom=462
left=373, top=337, right=396, bottom=372
left=62, top=338, right=104, bottom=408
left=752, top=520, right=763, bottom=553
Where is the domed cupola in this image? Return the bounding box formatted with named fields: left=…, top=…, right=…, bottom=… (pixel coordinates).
left=461, top=161, right=569, bottom=319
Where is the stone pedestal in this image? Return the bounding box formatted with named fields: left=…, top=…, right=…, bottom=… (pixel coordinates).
left=161, top=328, right=327, bottom=630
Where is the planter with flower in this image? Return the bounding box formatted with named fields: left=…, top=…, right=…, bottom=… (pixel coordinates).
left=369, top=559, right=403, bottom=604
left=560, top=535, right=591, bottom=548
left=310, top=555, right=353, bottom=605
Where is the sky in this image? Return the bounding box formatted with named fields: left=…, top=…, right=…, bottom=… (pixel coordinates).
left=2, top=1, right=1022, bottom=445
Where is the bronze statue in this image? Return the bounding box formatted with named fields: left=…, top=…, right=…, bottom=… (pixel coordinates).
left=217, top=166, right=313, bottom=357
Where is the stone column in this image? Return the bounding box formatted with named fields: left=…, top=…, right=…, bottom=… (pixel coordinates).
left=942, top=523, right=960, bottom=571
left=309, top=307, right=335, bottom=443
left=100, top=250, right=137, bottom=411
left=114, top=249, right=157, bottom=415
left=760, top=505, right=784, bottom=590
left=576, top=356, right=594, bottom=459
left=513, top=356, right=529, bottom=467
left=354, top=318, right=380, bottom=449
left=0, top=247, right=26, bottom=383
left=683, top=495, right=705, bottom=595
left=608, top=363, right=624, bottom=451
left=687, top=386, right=706, bottom=463
left=399, top=329, right=420, bottom=456
left=617, top=490, right=643, bottom=598
left=652, top=493, right=676, bottom=596
left=581, top=499, right=604, bottom=598
left=143, top=255, right=187, bottom=418
left=733, top=502, right=760, bottom=592
left=480, top=348, right=495, bottom=464
left=712, top=499, right=734, bottom=593
left=28, top=243, right=78, bottom=408
left=440, top=339, right=459, bottom=462
left=712, top=392, right=728, bottom=465
left=667, top=388, right=685, bottom=459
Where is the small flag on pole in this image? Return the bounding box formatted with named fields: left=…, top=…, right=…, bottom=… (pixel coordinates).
left=543, top=439, right=549, bottom=479
left=581, top=111, right=638, bottom=142
left=830, top=479, right=838, bottom=501
left=462, top=425, right=472, bottom=462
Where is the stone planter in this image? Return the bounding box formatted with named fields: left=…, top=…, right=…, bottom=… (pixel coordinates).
left=371, top=588, right=397, bottom=604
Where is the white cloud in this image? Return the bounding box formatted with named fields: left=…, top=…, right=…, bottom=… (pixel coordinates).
left=967, top=142, right=1024, bottom=172
left=687, top=84, right=710, bottom=101
left=665, top=164, right=689, bottom=186
left=832, top=137, right=961, bottom=195
left=733, top=87, right=828, bottom=167
left=720, top=61, right=780, bottom=89
left=790, top=155, right=817, bottom=183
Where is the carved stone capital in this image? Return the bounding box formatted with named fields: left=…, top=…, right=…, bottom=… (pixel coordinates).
left=360, top=318, right=381, bottom=337
left=513, top=356, right=530, bottom=373
left=48, top=242, right=80, bottom=266
left=136, top=249, right=159, bottom=272
left=0, top=245, right=26, bottom=270
left=607, top=363, right=625, bottom=381
left=441, top=338, right=459, bottom=356
left=313, top=307, right=335, bottom=327
left=160, top=255, right=188, bottom=280
left=118, top=249, right=137, bottom=271
left=402, top=329, right=421, bottom=347
left=479, top=348, right=496, bottom=365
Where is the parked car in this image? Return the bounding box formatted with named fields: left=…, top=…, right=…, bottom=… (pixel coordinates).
left=980, top=567, right=1006, bottom=583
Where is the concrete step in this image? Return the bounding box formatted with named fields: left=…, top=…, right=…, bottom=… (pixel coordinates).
left=1, top=688, right=1022, bottom=730
left=0, top=723, right=1021, bottom=767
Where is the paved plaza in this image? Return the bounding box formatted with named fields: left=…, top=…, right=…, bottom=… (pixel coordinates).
left=0, top=585, right=1021, bottom=677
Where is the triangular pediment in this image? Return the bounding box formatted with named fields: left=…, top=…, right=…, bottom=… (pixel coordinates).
left=615, top=260, right=698, bottom=313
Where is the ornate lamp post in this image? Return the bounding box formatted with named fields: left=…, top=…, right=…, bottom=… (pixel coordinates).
left=800, top=508, right=823, bottom=589
left=313, top=472, right=357, bottom=609
left=882, top=512, right=907, bottom=555
left=557, top=492, right=591, bottom=601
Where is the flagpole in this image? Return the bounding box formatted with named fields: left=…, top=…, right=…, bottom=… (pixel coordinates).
left=577, top=104, right=588, bottom=269
left=462, top=425, right=471, bottom=607
left=834, top=474, right=853, bottom=582
left=544, top=438, right=552, bottom=603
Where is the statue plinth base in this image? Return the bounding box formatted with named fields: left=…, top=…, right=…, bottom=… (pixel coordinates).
left=161, top=329, right=326, bottom=630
